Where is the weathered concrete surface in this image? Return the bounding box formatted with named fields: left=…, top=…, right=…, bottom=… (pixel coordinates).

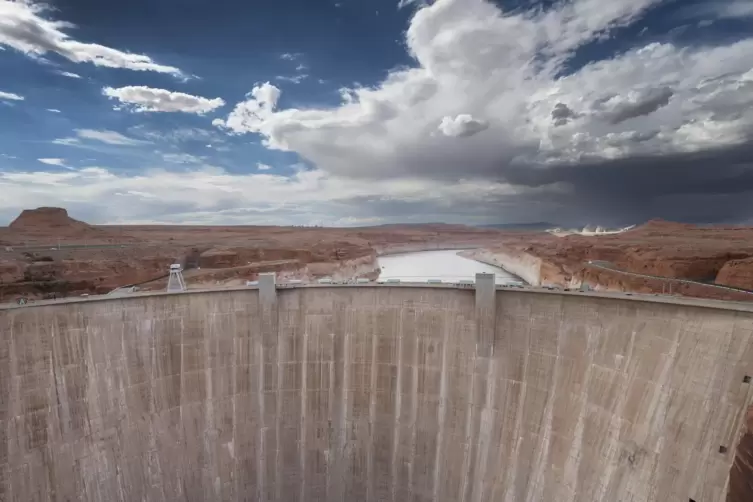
left=1, top=286, right=752, bottom=501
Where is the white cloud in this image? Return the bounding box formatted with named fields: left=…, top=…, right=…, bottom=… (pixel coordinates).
left=719, top=1, right=753, bottom=18
left=213, top=82, right=281, bottom=136
left=0, top=164, right=565, bottom=225
left=215, top=0, right=753, bottom=184
left=52, top=137, right=80, bottom=146
left=280, top=52, right=301, bottom=61
left=130, top=126, right=225, bottom=145
left=57, top=70, right=81, bottom=79
left=397, top=0, right=426, bottom=9
left=162, top=153, right=203, bottom=164
left=275, top=74, right=308, bottom=84
left=0, top=90, right=23, bottom=101
left=54, top=129, right=148, bottom=147
left=37, top=158, right=71, bottom=169
left=47, top=108, right=61, bottom=113
left=438, top=114, right=489, bottom=137
left=102, top=86, right=225, bottom=114
left=76, top=129, right=147, bottom=146
left=680, top=1, right=753, bottom=20
left=0, top=1, right=182, bottom=76
left=257, top=163, right=272, bottom=171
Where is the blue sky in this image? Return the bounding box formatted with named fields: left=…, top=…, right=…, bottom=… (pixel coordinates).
left=1, top=0, right=753, bottom=226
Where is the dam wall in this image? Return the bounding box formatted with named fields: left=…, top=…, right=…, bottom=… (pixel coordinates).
left=1, top=283, right=752, bottom=501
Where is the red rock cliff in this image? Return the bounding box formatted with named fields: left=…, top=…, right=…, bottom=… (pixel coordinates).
left=717, top=258, right=753, bottom=290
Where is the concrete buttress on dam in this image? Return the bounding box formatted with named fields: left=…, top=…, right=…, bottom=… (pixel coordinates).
left=1, top=278, right=753, bottom=502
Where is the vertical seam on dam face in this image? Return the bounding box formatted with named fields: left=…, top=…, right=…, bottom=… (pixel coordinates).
left=2, top=286, right=753, bottom=502
left=432, top=309, right=450, bottom=502
left=390, top=302, right=404, bottom=502
left=367, top=308, right=378, bottom=502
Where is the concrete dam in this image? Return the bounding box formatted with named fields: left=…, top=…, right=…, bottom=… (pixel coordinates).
left=1, top=276, right=752, bottom=502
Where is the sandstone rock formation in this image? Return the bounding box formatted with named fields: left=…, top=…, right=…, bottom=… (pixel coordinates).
left=717, top=258, right=753, bottom=290
left=473, top=219, right=753, bottom=301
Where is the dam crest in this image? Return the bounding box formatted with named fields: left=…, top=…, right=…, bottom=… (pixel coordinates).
left=1, top=275, right=751, bottom=501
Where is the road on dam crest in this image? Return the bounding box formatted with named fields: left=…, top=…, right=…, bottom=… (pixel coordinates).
left=0, top=279, right=752, bottom=502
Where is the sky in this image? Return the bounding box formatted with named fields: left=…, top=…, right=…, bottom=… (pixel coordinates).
left=1, top=0, right=753, bottom=227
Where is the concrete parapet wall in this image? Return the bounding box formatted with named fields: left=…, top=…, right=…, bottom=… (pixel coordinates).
left=0, top=285, right=752, bottom=501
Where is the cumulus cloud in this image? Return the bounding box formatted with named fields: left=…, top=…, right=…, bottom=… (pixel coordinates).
left=438, top=114, right=489, bottom=137
left=213, top=83, right=281, bottom=135
left=102, top=86, right=225, bottom=114
left=0, top=90, right=23, bottom=101
left=54, top=129, right=149, bottom=147
left=0, top=1, right=182, bottom=76
left=257, top=163, right=272, bottom=171
left=210, top=0, right=753, bottom=224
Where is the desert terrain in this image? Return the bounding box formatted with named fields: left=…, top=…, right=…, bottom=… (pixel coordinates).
left=0, top=207, right=508, bottom=301
left=465, top=219, right=753, bottom=301
left=3, top=207, right=753, bottom=303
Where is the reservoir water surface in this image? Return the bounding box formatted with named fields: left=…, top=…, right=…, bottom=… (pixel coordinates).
left=376, top=249, right=520, bottom=284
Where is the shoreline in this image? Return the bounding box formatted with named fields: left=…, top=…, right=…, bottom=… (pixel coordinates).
left=460, top=252, right=528, bottom=284
left=376, top=247, right=528, bottom=284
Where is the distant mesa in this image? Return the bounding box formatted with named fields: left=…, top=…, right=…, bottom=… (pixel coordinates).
left=10, top=207, right=92, bottom=230
left=9, top=207, right=94, bottom=232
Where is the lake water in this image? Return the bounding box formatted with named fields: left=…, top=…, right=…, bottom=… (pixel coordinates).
left=376, top=249, right=520, bottom=284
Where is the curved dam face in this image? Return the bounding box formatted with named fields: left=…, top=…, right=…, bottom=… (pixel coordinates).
left=1, top=285, right=752, bottom=502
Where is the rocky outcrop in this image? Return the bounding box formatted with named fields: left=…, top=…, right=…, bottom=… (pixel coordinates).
left=0, top=261, right=22, bottom=283
left=302, top=253, right=379, bottom=281
left=614, top=250, right=748, bottom=281
left=198, top=245, right=374, bottom=270
left=199, top=249, right=243, bottom=268
left=581, top=265, right=753, bottom=301
left=728, top=406, right=753, bottom=502
left=0, top=256, right=179, bottom=301
left=717, top=258, right=753, bottom=290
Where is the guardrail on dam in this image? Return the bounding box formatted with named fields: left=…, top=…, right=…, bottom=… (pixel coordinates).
left=1, top=275, right=752, bottom=502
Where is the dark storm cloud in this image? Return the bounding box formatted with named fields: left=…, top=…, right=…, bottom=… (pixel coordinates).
left=551, top=103, right=579, bottom=126
left=498, top=141, right=753, bottom=225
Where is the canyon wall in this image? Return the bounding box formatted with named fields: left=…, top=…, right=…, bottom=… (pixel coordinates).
left=0, top=285, right=752, bottom=501
left=461, top=248, right=542, bottom=285
left=468, top=245, right=753, bottom=301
